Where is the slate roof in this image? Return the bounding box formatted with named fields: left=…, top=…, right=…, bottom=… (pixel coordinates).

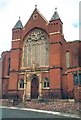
left=50, top=9, right=60, bottom=21
left=13, top=19, right=23, bottom=29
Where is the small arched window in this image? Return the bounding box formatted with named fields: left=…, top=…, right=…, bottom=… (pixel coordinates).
left=7, top=58, right=10, bottom=76
left=19, top=79, right=24, bottom=88
left=43, top=77, right=49, bottom=88
left=74, top=74, right=78, bottom=85
left=66, top=51, right=70, bottom=68
left=74, top=74, right=81, bottom=85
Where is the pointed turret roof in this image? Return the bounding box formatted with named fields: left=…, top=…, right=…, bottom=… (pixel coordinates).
left=13, top=17, right=23, bottom=29
left=50, top=8, right=60, bottom=21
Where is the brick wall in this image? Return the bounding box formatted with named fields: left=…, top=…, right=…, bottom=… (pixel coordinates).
left=1, top=8, right=81, bottom=100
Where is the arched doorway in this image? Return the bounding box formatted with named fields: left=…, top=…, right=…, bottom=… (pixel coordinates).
left=31, top=74, right=39, bottom=99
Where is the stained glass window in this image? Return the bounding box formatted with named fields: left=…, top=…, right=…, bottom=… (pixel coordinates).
left=23, top=28, right=49, bottom=68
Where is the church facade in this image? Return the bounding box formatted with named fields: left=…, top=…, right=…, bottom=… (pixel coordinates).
left=1, top=7, right=81, bottom=100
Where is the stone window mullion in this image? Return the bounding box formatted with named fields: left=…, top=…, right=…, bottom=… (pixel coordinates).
left=23, top=28, right=49, bottom=68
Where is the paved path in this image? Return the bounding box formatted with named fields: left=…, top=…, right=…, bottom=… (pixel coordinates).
left=0, top=106, right=80, bottom=119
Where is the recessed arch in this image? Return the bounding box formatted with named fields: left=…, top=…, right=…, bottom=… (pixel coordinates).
left=22, top=28, right=49, bottom=68
left=31, top=74, right=39, bottom=99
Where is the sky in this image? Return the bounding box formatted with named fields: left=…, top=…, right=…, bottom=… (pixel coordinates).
left=0, top=0, right=80, bottom=56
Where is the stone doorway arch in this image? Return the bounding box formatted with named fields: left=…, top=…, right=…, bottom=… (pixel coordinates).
left=31, top=74, right=39, bottom=99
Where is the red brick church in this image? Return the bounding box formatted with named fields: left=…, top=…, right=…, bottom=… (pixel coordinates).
left=1, top=6, right=81, bottom=100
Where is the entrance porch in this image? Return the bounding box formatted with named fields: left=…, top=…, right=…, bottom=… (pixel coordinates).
left=23, top=73, right=42, bottom=100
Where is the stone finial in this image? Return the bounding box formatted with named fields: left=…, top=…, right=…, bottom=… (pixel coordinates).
left=35, top=5, right=37, bottom=9
left=55, top=7, right=57, bottom=11
left=19, top=16, right=20, bottom=20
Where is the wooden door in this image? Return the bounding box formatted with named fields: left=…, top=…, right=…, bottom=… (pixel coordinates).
left=31, top=77, right=39, bottom=99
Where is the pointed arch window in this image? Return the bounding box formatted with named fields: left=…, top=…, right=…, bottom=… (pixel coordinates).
left=19, top=79, right=24, bottom=88
left=74, top=74, right=78, bottom=85
left=43, top=77, right=50, bottom=88
left=66, top=51, right=70, bottom=68
left=74, top=74, right=81, bottom=85
left=7, top=58, right=10, bottom=76
left=22, top=28, right=49, bottom=68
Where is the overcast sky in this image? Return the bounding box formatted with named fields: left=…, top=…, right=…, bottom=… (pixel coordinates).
left=0, top=0, right=80, bottom=56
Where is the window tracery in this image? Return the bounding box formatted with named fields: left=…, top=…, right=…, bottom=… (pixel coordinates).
left=19, top=79, right=24, bottom=88
left=22, top=28, right=49, bottom=68
left=43, top=77, right=50, bottom=88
